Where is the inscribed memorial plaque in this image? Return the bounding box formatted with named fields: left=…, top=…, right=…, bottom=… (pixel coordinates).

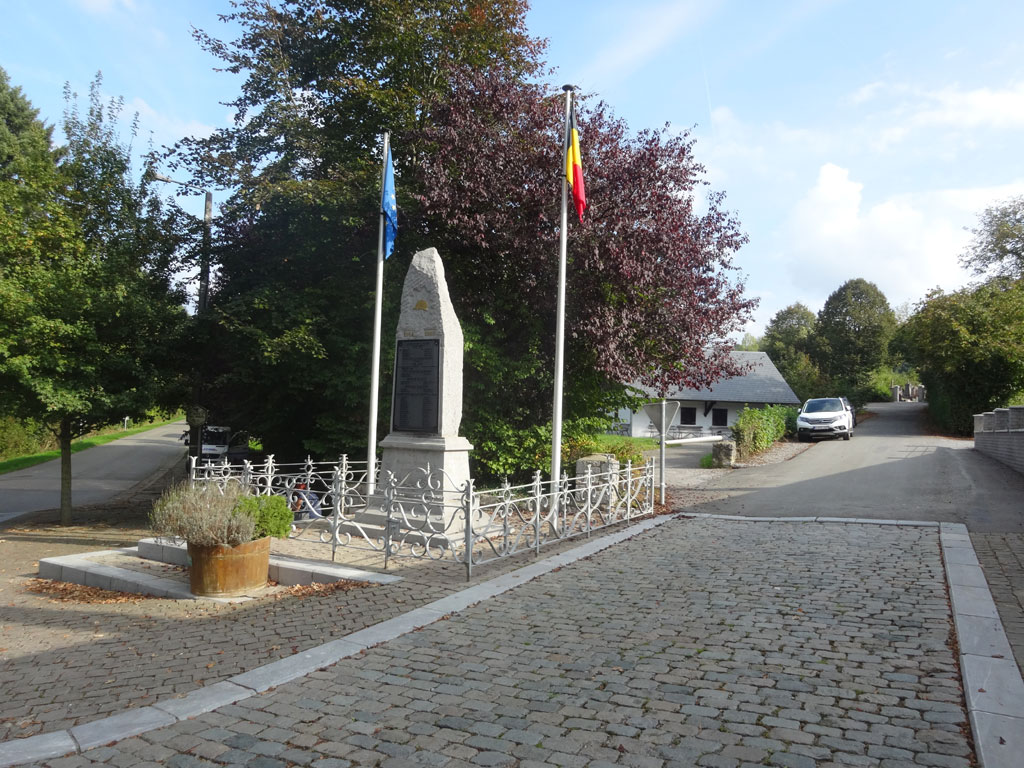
left=392, top=339, right=440, bottom=433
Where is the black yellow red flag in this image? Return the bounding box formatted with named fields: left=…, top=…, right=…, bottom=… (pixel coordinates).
left=565, top=99, right=586, bottom=222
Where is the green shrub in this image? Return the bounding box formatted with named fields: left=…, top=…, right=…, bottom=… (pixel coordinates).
left=699, top=453, right=714, bottom=469
left=730, top=405, right=797, bottom=459
left=150, top=483, right=293, bottom=546
left=783, top=408, right=799, bottom=437
left=471, top=417, right=609, bottom=483
left=150, top=482, right=254, bottom=547
left=562, top=433, right=600, bottom=465
left=599, top=440, right=645, bottom=467
left=234, top=494, right=292, bottom=539
left=0, top=417, right=54, bottom=462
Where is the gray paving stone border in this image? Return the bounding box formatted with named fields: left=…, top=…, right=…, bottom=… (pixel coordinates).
left=942, top=521, right=1024, bottom=768
left=36, top=541, right=403, bottom=605
left=3, top=512, right=1022, bottom=768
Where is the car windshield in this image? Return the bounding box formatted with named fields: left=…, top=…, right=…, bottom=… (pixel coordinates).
left=804, top=398, right=843, bottom=413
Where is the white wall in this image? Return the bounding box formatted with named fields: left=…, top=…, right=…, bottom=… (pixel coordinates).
left=619, top=401, right=770, bottom=437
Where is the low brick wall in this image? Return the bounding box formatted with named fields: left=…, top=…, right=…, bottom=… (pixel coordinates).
left=974, top=406, right=1024, bottom=475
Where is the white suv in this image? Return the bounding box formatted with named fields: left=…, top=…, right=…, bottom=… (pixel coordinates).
left=796, top=398, right=853, bottom=442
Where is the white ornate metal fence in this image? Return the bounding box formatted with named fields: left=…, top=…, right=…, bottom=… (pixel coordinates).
left=190, top=455, right=656, bottom=579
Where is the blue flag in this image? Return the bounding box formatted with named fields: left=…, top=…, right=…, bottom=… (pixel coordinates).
left=382, top=146, right=397, bottom=259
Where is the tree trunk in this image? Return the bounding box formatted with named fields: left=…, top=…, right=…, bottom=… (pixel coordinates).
left=59, top=417, right=73, bottom=526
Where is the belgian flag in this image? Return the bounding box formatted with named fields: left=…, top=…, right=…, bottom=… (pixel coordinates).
left=565, top=98, right=586, bottom=222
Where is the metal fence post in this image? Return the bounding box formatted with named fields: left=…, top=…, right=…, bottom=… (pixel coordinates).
left=533, top=470, right=543, bottom=557
left=383, top=472, right=393, bottom=571
left=262, top=455, right=276, bottom=498
left=585, top=463, right=593, bottom=537
left=622, top=462, right=630, bottom=524
left=464, top=478, right=474, bottom=582
left=332, top=454, right=348, bottom=563
left=560, top=471, right=568, bottom=538
left=647, top=458, right=655, bottom=514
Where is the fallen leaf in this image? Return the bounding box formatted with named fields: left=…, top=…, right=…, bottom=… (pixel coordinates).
left=23, top=578, right=145, bottom=604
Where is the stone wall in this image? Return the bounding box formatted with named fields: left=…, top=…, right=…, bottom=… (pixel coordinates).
left=974, top=405, right=1024, bottom=475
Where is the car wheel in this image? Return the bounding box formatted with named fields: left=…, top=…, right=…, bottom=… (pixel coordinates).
left=843, top=432, right=851, bottom=441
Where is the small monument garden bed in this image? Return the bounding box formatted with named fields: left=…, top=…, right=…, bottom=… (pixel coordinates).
left=149, top=481, right=292, bottom=597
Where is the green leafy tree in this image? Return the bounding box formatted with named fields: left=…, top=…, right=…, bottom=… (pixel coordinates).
left=734, top=332, right=761, bottom=351
left=962, top=196, right=1024, bottom=279
left=760, top=303, right=823, bottom=402
left=177, top=2, right=754, bottom=481
left=813, top=279, right=896, bottom=392
left=171, top=0, right=545, bottom=459
left=0, top=72, right=188, bottom=523
left=899, top=280, right=1024, bottom=434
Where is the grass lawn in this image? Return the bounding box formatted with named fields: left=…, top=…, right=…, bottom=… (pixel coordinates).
left=0, top=417, right=184, bottom=476
left=592, top=433, right=659, bottom=452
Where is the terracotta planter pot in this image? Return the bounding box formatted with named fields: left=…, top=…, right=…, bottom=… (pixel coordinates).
left=186, top=536, right=271, bottom=597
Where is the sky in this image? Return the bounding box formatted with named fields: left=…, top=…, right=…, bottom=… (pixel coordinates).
left=4, top=0, right=1024, bottom=336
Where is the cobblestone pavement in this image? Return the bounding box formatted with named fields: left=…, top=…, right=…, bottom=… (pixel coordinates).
left=20, top=518, right=975, bottom=768
left=0, top=493, right=670, bottom=744
left=969, top=532, right=1024, bottom=677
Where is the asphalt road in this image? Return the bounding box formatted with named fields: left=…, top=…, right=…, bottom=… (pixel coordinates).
left=0, top=421, right=187, bottom=524
left=698, top=401, right=1024, bottom=533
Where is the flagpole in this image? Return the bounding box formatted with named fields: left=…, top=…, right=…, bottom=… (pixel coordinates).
left=551, top=86, right=573, bottom=484
left=367, top=131, right=389, bottom=496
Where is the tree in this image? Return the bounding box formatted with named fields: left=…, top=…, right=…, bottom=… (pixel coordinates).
left=0, top=72, right=188, bottom=523
left=900, top=280, right=1024, bottom=434
left=961, top=196, right=1024, bottom=279
left=813, top=278, right=896, bottom=389
left=762, top=303, right=815, bottom=360
left=170, top=0, right=546, bottom=460
left=734, top=333, right=761, bottom=351
left=760, top=303, right=823, bottom=402
left=177, top=2, right=755, bottom=480
left=410, top=67, right=753, bottom=475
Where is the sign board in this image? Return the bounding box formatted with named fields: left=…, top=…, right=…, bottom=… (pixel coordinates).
left=186, top=405, right=208, bottom=427
left=642, top=400, right=680, bottom=435
left=392, top=339, right=440, bottom=433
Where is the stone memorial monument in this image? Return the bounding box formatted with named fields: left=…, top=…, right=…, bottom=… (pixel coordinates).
left=379, top=248, right=473, bottom=497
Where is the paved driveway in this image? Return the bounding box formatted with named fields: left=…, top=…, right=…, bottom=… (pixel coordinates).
left=686, top=401, right=1024, bottom=680
left=695, top=402, right=1023, bottom=531
left=5, top=518, right=975, bottom=768
left=2, top=404, right=1022, bottom=766
left=0, top=422, right=187, bottom=524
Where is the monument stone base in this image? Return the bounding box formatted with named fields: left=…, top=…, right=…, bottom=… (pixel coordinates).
left=379, top=433, right=473, bottom=487
left=377, top=434, right=474, bottom=534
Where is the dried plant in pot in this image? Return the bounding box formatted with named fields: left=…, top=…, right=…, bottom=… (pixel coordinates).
left=150, top=482, right=292, bottom=597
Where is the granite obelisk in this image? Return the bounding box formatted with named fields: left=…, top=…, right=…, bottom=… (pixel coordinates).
left=378, top=248, right=473, bottom=493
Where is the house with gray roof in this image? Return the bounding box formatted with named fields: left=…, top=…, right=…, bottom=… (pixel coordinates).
left=616, top=351, right=800, bottom=437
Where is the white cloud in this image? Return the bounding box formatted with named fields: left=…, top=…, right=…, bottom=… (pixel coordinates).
left=847, top=81, right=1024, bottom=151
left=848, top=81, right=884, bottom=105
left=916, top=82, right=1024, bottom=129
left=776, top=164, right=1024, bottom=315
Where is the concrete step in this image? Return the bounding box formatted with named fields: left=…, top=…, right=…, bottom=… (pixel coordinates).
left=37, top=540, right=401, bottom=602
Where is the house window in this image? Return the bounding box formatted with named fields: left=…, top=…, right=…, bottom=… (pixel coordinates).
left=679, top=407, right=697, bottom=426
left=712, top=408, right=728, bottom=427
